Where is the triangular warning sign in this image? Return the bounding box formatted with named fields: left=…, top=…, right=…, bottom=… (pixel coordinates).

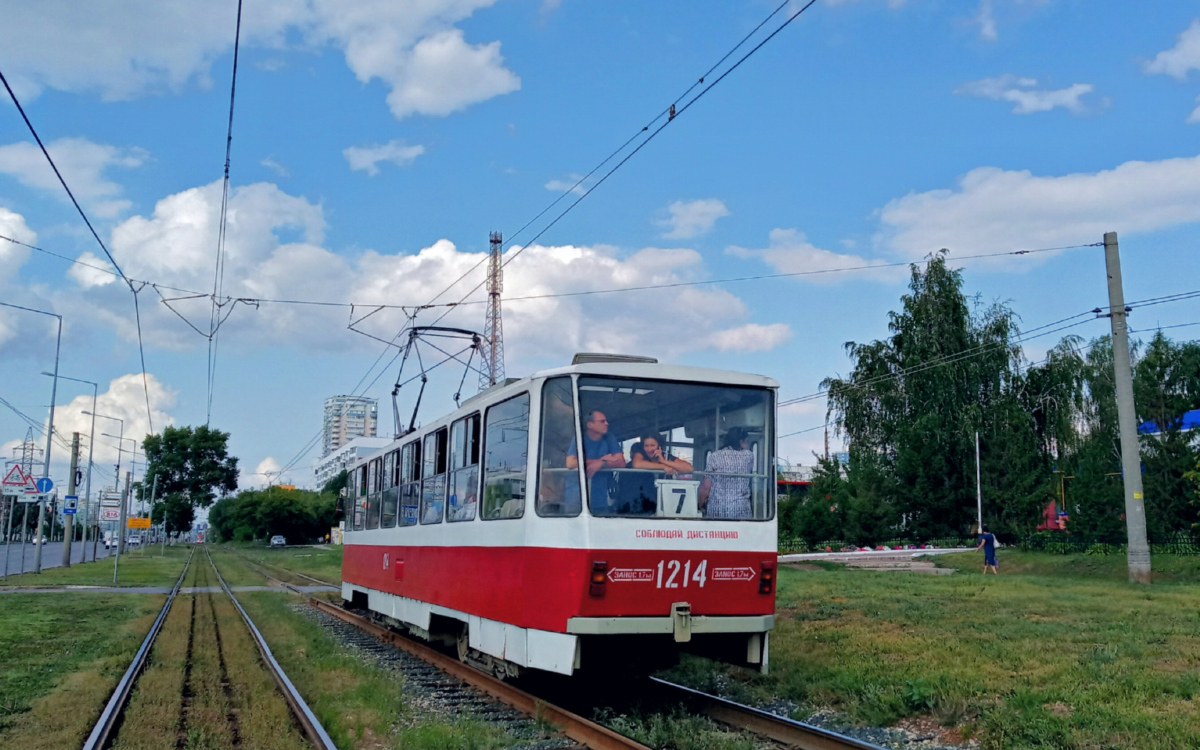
left=2, top=465, right=26, bottom=487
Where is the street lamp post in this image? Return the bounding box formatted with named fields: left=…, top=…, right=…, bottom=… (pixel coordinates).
left=43, top=373, right=97, bottom=563
left=103, top=433, right=140, bottom=555
left=83, top=411, right=123, bottom=555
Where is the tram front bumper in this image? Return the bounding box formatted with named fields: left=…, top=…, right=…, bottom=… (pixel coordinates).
left=565, top=613, right=773, bottom=637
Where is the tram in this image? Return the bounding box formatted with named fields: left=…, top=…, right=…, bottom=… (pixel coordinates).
left=341, top=354, right=778, bottom=677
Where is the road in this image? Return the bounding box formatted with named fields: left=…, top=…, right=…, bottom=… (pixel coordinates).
left=0, top=539, right=113, bottom=577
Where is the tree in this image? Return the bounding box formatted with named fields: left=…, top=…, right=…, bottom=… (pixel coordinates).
left=142, top=425, right=239, bottom=534
left=322, top=469, right=349, bottom=496
left=209, top=488, right=337, bottom=542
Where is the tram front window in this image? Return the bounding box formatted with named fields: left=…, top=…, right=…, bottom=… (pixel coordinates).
left=575, top=377, right=774, bottom=520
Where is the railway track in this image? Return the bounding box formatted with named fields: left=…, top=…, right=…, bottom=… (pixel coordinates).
left=225, top=546, right=888, bottom=750
left=82, top=545, right=335, bottom=750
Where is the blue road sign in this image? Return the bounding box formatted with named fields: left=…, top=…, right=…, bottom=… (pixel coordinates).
left=35, top=477, right=53, bottom=494
left=63, top=508, right=77, bottom=515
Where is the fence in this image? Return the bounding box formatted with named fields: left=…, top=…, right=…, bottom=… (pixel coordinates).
left=778, top=537, right=976, bottom=555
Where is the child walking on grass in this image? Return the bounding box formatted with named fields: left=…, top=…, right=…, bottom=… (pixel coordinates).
left=976, top=524, right=999, bottom=574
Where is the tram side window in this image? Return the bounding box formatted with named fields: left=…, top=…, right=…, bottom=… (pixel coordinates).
left=366, top=457, right=382, bottom=530
left=448, top=414, right=480, bottom=522
left=381, top=449, right=399, bottom=528
left=353, top=465, right=367, bottom=531
left=420, top=428, right=448, bottom=524
left=537, top=377, right=582, bottom=517
left=482, top=393, right=529, bottom=520
left=399, top=441, right=420, bottom=527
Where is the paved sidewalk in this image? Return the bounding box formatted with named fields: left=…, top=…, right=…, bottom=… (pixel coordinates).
left=780, top=547, right=974, bottom=574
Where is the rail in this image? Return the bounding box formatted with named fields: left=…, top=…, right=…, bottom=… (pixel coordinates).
left=82, top=548, right=195, bottom=750
left=203, top=546, right=337, bottom=750
left=649, top=677, right=888, bottom=750
left=225, top=547, right=886, bottom=750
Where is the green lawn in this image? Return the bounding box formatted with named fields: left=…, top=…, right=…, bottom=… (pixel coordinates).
left=224, top=542, right=343, bottom=584
left=933, top=549, right=1200, bottom=583
left=0, top=593, right=165, bottom=748
left=0, top=544, right=191, bottom=587
left=666, top=555, right=1200, bottom=750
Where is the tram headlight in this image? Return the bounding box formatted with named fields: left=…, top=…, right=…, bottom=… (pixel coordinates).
left=758, top=561, right=775, bottom=594
left=589, top=561, right=607, bottom=597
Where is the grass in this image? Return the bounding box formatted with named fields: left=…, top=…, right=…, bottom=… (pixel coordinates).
left=664, top=556, right=1200, bottom=749
left=594, top=708, right=757, bottom=750
left=932, top=549, right=1200, bottom=583
left=0, top=592, right=165, bottom=748
left=236, top=589, right=517, bottom=749
left=0, top=544, right=191, bottom=588
left=115, top=554, right=308, bottom=750
left=225, top=542, right=343, bottom=584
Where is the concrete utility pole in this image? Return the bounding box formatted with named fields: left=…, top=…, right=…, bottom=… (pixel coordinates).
left=1104, top=231, right=1152, bottom=584
left=975, top=431, right=983, bottom=532
left=61, top=433, right=79, bottom=567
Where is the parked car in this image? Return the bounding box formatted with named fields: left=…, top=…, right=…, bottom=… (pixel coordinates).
left=126, top=535, right=141, bottom=546
left=269, top=535, right=286, bottom=548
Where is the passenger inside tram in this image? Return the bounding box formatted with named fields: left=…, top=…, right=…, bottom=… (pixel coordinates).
left=565, top=409, right=625, bottom=514
left=575, top=376, right=773, bottom=520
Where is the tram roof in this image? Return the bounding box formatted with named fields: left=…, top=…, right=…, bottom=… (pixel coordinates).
left=528, top=361, right=778, bottom=389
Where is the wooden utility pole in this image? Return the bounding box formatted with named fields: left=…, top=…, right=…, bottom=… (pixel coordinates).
left=1104, top=231, right=1152, bottom=583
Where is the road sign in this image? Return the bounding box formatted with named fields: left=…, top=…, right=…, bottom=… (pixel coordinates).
left=127, top=517, right=151, bottom=529
left=100, top=507, right=120, bottom=522
left=64, top=494, right=78, bottom=509
left=100, top=494, right=122, bottom=507
left=35, top=477, right=53, bottom=494
left=63, top=507, right=77, bottom=515
left=2, top=465, right=27, bottom=487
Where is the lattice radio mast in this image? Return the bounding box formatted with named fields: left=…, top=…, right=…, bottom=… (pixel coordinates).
left=480, top=231, right=506, bottom=389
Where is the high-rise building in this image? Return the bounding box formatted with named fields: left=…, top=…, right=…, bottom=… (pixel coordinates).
left=322, top=396, right=378, bottom=457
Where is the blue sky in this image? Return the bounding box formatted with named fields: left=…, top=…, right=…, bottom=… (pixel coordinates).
left=2, top=0, right=1200, bottom=491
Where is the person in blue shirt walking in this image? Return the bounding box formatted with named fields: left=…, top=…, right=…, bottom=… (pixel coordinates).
left=976, top=524, right=999, bottom=574
left=566, top=410, right=625, bottom=514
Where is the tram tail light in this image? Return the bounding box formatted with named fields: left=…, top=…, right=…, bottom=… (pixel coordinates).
left=589, top=561, right=607, bottom=597
left=759, top=561, right=775, bottom=594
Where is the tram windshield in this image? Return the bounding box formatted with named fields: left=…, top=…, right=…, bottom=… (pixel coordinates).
left=569, top=376, right=774, bottom=520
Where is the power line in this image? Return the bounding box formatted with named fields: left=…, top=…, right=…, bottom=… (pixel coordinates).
left=418, top=0, right=821, bottom=331
left=207, top=0, right=245, bottom=426
left=0, top=67, right=156, bottom=434
left=1130, top=320, right=1200, bottom=334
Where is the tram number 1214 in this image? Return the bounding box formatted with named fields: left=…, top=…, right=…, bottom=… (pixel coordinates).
left=656, top=559, right=707, bottom=589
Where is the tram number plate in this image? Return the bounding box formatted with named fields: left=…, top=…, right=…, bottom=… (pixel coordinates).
left=608, top=561, right=759, bottom=588
left=655, top=559, right=708, bottom=589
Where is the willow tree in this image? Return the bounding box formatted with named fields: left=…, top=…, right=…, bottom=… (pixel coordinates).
left=824, top=253, right=1054, bottom=539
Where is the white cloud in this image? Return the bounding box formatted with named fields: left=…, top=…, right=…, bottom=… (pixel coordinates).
left=955, top=75, right=1096, bottom=115
left=0, top=207, right=37, bottom=347
left=52, top=373, right=177, bottom=470
left=727, top=228, right=898, bottom=283
left=877, top=154, right=1200, bottom=259
left=658, top=199, right=730, bottom=239
left=343, top=140, right=426, bottom=175
left=260, top=157, right=289, bottom=177
left=380, top=29, right=521, bottom=118
left=0, top=0, right=519, bottom=119
left=0, top=138, right=148, bottom=217
left=545, top=174, right=587, bottom=195
left=66, top=251, right=118, bottom=289
left=55, top=180, right=790, bottom=362
left=707, top=323, right=792, bottom=352
left=975, top=0, right=997, bottom=41
left=1144, top=19, right=1200, bottom=80
left=1189, top=96, right=1200, bottom=125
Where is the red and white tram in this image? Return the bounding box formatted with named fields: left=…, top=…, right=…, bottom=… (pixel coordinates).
left=341, top=355, right=778, bottom=677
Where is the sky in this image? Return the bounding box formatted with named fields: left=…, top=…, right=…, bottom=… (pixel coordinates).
left=2, top=0, right=1200, bottom=494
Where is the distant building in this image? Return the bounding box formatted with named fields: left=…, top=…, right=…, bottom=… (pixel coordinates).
left=313, top=436, right=391, bottom=489
left=322, top=395, right=379, bottom=457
